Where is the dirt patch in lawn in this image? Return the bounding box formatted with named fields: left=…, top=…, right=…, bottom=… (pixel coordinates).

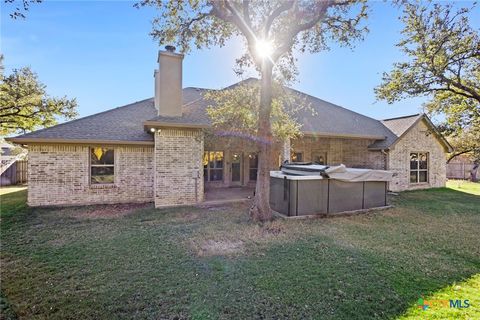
left=168, top=211, right=202, bottom=223
left=193, top=239, right=245, bottom=257
left=47, top=238, right=69, bottom=247
left=71, top=203, right=153, bottom=219
left=189, top=221, right=290, bottom=257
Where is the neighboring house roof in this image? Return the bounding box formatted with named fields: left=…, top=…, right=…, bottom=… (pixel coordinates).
left=369, top=113, right=453, bottom=152
left=6, top=78, right=450, bottom=152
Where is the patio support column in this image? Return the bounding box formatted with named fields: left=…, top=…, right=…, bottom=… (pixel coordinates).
left=282, top=139, right=291, bottom=163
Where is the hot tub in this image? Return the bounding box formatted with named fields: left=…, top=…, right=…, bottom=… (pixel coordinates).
left=270, top=164, right=393, bottom=216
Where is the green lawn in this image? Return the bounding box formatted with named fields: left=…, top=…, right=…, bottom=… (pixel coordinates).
left=447, top=179, right=480, bottom=195
left=1, top=183, right=479, bottom=319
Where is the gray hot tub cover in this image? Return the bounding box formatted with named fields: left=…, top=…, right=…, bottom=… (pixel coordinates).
left=325, top=164, right=393, bottom=182
left=279, top=163, right=393, bottom=182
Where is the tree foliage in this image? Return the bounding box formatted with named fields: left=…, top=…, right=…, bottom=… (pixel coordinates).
left=4, top=0, right=42, bottom=19
left=0, top=59, right=78, bottom=136
left=205, top=80, right=310, bottom=144
left=445, top=127, right=480, bottom=163
left=375, top=1, right=480, bottom=133
left=137, top=0, right=368, bottom=78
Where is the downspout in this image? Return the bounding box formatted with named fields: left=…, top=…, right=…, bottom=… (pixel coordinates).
left=381, top=149, right=389, bottom=191
left=153, top=129, right=158, bottom=206
left=381, top=149, right=388, bottom=169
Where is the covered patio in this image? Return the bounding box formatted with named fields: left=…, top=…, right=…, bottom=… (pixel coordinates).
left=204, top=186, right=255, bottom=204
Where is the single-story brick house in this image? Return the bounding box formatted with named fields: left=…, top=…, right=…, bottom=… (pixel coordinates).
left=7, top=48, right=453, bottom=207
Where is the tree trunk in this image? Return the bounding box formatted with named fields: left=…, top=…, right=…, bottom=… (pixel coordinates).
left=471, top=162, right=479, bottom=182
left=249, top=60, right=274, bottom=222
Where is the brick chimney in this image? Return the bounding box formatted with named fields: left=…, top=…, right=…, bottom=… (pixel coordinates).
left=154, top=46, right=183, bottom=117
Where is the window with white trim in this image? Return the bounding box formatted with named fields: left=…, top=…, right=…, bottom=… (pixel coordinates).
left=90, top=147, right=114, bottom=184
left=410, top=152, right=428, bottom=183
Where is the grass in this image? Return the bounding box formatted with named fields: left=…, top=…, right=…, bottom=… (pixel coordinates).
left=447, top=180, right=480, bottom=195
left=0, top=186, right=27, bottom=196
left=1, top=183, right=479, bottom=319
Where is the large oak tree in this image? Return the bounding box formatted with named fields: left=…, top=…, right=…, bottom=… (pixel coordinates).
left=0, top=56, right=78, bottom=136
left=137, top=0, right=369, bottom=221
left=376, top=1, right=479, bottom=163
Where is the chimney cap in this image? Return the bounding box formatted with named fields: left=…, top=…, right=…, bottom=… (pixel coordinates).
left=165, top=45, right=176, bottom=52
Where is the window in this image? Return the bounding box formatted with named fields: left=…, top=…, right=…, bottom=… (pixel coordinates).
left=410, top=152, right=428, bottom=183
left=203, top=151, right=224, bottom=182
left=90, top=147, right=114, bottom=184
left=312, top=152, right=327, bottom=165
left=291, top=152, right=303, bottom=162
left=248, top=153, right=258, bottom=181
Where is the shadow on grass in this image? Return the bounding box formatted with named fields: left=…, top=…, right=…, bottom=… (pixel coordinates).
left=0, top=186, right=479, bottom=319
left=0, top=290, right=17, bottom=320
left=0, top=189, right=29, bottom=226
left=187, top=234, right=479, bottom=319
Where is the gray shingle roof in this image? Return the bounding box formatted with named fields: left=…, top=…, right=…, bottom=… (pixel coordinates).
left=148, top=79, right=395, bottom=140
left=8, top=88, right=206, bottom=143
left=11, top=98, right=157, bottom=143
left=382, top=114, right=422, bottom=137
left=368, top=114, right=422, bottom=150
left=288, top=88, right=393, bottom=139
left=9, top=79, right=430, bottom=150
left=146, top=89, right=212, bottom=127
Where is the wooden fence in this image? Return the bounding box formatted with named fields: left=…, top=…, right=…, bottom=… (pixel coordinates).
left=0, top=160, right=28, bottom=186
left=446, top=163, right=475, bottom=180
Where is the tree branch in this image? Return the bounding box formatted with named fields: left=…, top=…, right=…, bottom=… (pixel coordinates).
left=263, top=0, right=295, bottom=38
left=272, top=0, right=345, bottom=60
left=439, top=74, right=480, bottom=103
left=447, top=149, right=476, bottom=163
left=212, top=0, right=255, bottom=47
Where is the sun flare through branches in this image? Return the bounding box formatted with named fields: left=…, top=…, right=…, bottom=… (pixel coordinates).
left=255, top=39, right=274, bottom=60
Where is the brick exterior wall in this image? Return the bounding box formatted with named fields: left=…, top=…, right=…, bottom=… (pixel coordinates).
left=291, top=136, right=386, bottom=169
left=28, top=144, right=154, bottom=206
left=25, top=121, right=447, bottom=207
left=154, top=128, right=204, bottom=207
left=387, top=119, right=447, bottom=191
left=204, top=135, right=385, bottom=188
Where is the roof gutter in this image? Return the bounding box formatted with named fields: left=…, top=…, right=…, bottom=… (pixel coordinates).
left=302, top=131, right=386, bottom=140
left=5, top=137, right=154, bottom=146
left=143, top=120, right=209, bottom=129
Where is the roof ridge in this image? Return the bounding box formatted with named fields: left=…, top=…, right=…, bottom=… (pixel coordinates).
left=285, top=86, right=383, bottom=124
left=217, top=78, right=383, bottom=125
left=183, top=86, right=210, bottom=91
left=382, top=113, right=422, bottom=122
left=15, top=97, right=154, bottom=138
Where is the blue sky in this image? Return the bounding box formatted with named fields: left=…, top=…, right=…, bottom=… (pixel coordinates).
left=2, top=1, right=478, bottom=122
